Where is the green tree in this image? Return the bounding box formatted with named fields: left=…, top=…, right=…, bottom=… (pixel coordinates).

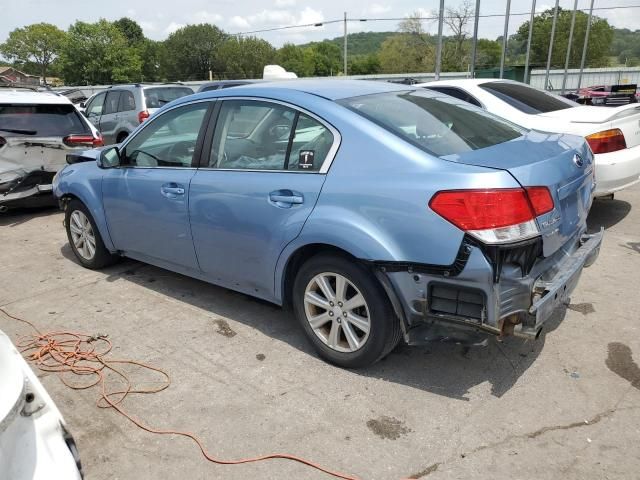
left=163, top=24, right=227, bottom=81
left=348, top=54, right=381, bottom=75
left=309, top=42, right=342, bottom=76
left=0, top=23, right=67, bottom=82
left=218, top=36, right=275, bottom=78
left=379, top=34, right=434, bottom=73
left=275, top=43, right=315, bottom=77
left=513, top=8, right=614, bottom=68
left=475, top=39, right=502, bottom=68
left=60, top=20, right=142, bottom=85
left=113, top=17, right=145, bottom=45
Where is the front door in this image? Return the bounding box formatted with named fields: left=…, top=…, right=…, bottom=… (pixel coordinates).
left=189, top=99, right=338, bottom=300
left=102, top=101, right=211, bottom=272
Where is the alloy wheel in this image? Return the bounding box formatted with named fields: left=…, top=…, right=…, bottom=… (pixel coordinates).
left=69, top=210, right=96, bottom=260
left=303, top=272, right=371, bottom=353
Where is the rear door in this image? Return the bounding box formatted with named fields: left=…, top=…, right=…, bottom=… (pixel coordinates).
left=189, top=98, right=338, bottom=299
left=99, top=90, right=121, bottom=145
left=102, top=101, right=211, bottom=271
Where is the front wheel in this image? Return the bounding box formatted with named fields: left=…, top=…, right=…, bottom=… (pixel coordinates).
left=292, top=253, right=401, bottom=368
left=65, top=199, right=118, bottom=269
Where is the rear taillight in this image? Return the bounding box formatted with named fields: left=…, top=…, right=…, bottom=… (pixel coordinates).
left=63, top=134, right=104, bottom=147
left=429, top=187, right=554, bottom=244
left=138, top=110, right=150, bottom=123
left=585, top=128, right=626, bottom=154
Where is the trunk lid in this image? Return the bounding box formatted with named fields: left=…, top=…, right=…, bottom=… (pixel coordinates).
left=442, top=130, right=594, bottom=256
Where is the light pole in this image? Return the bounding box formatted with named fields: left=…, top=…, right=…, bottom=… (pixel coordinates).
left=544, top=0, right=560, bottom=90
left=469, top=0, right=481, bottom=78
left=561, top=0, right=579, bottom=93
left=523, top=0, right=536, bottom=83
left=343, top=12, right=348, bottom=76
left=577, top=0, right=595, bottom=90
left=499, top=0, right=511, bottom=78
left=435, top=0, right=445, bottom=80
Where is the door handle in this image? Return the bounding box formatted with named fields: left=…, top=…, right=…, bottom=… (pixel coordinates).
left=269, top=190, right=304, bottom=207
left=161, top=183, right=185, bottom=198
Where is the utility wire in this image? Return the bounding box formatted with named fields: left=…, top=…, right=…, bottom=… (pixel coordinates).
left=231, top=4, right=640, bottom=36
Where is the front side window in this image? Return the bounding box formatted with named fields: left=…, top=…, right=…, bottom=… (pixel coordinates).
left=86, top=92, right=106, bottom=117
left=103, top=91, right=121, bottom=115
left=339, top=90, right=524, bottom=157
left=480, top=82, right=576, bottom=114
left=209, top=100, right=334, bottom=171
left=122, top=102, right=209, bottom=167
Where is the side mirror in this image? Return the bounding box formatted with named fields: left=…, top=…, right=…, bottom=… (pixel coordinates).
left=97, top=146, right=121, bottom=169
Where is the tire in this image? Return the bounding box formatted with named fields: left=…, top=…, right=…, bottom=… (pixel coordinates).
left=65, top=199, right=118, bottom=269
left=292, top=253, right=402, bottom=368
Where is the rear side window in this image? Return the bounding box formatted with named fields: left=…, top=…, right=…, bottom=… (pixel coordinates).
left=144, top=87, right=193, bottom=109
left=118, top=91, right=135, bottom=111
left=339, top=90, right=524, bottom=157
left=480, top=82, right=576, bottom=114
left=0, top=104, right=89, bottom=136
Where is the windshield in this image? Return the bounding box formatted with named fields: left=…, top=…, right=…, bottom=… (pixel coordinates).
left=144, top=87, right=194, bottom=108
left=0, top=103, right=89, bottom=136
left=338, top=90, right=525, bottom=157
left=480, top=82, right=576, bottom=114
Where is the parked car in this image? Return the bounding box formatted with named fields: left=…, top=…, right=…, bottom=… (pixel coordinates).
left=54, top=80, right=602, bottom=368
left=0, top=91, right=102, bottom=211
left=56, top=88, right=89, bottom=105
left=0, top=328, right=83, bottom=479
left=197, top=80, right=259, bottom=93
left=82, top=84, right=194, bottom=145
left=419, top=79, right=640, bottom=197
left=575, top=83, right=638, bottom=106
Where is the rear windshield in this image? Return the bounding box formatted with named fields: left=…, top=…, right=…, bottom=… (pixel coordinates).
left=0, top=103, right=89, bottom=136
left=338, top=90, right=525, bottom=157
left=144, top=87, right=194, bottom=108
left=480, top=82, right=576, bottom=114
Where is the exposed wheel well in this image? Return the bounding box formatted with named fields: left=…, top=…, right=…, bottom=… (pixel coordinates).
left=116, top=132, right=129, bottom=143
left=282, top=243, right=359, bottom=307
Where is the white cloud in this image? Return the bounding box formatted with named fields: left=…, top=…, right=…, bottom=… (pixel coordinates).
left=229, top=16, right=251, bottom=29
left=164, top=22, right=185, bottom=34
left=369, top=4, right=391, bottom=15
left=191, top=11, right=224, bottom=24
left=275, top=0, right=296, bottom=6
left=126, top=9, right=137, bottom=17
left=139, top=21, right=157, bottom=32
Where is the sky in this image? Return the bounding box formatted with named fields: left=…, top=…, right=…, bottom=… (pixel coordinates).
left=1, top=0, right=639, bottom=47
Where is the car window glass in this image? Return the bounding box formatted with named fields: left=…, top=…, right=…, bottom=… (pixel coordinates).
left=339, top=90, right=525, bottom=157
left=86, top=93, right=106, bottom=116
left=427, top=86, right=482, bottom=108
left=480, top=82, right=576, bottom=114
left=209, top=100, right=296, bottom=170
left=287, top=114, right=334, bottom=171
left=122, top=103, right=208, bottom=168
left=0, top=103, right=90, bottom=136
left=118, top=91, right=135, bottom=112
left=104, top=91, right=121, bottom=115
left=143, top=87, right=194, bottom=109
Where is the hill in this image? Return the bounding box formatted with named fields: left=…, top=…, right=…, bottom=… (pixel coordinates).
left=298, top=31, right=397, bottom=57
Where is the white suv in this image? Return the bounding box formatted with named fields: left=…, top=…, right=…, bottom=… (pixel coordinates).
left=0, top=90, right=102, bottom=211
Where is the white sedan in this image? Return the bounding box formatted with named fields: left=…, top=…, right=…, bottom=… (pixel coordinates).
left=418, top=79, right=640, bottom=197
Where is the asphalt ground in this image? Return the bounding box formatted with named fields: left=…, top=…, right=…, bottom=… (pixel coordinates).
left=1, top=184, right=639, bottom=480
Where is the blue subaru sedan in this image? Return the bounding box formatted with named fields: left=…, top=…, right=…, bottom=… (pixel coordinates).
left=54, top=80, right=602, bottom=368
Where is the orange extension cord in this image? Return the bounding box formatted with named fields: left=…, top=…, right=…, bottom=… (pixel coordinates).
left=0, top=306, right=362, bottom=480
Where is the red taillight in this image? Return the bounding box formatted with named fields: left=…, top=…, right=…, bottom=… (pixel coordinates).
left=429, top=189, right=534, bottom=231
left=63, top=134, right=104, bottom=147
left=525, top=186, right=554, bottom=217
left=138, top=110, right=150, bottom=123
left=585, top=128, right=626, bottom=154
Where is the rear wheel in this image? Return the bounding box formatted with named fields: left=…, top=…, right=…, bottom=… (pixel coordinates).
left=65, top=199, right=118, bottom=269
left=292, top=253, right=401, bottom=368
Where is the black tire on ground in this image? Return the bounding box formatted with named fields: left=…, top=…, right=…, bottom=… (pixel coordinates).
left=65, top=199, right=118, bottom=269
left=292, top=253, right=402, bottom=369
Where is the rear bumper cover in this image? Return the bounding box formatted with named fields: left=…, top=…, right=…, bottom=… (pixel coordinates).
left=383, top=229, right=603, bottom=344
left=594, top=145, right=640, bottom=196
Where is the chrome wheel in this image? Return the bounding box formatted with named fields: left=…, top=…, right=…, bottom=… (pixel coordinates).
left=69, top=210, right=96, bottom=260
left=303, top=272, right=371, bottom=353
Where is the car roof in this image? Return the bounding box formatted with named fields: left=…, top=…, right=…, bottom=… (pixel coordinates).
left=0, top=90, right=73, bottom=105
left=189, top=79, right=411, bottom=102
left=417, top=78, right=527, bottom=88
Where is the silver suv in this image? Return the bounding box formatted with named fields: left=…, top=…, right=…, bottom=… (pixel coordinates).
left=83, top=84, right=194, bottom=145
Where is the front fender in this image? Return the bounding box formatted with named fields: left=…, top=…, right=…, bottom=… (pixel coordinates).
left=54, top=163, right=114, bottom=252
left=273, top=206, right=408, bottom=302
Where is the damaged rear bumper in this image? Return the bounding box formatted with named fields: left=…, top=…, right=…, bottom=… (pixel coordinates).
left=379, top=229, right=603, bottom=345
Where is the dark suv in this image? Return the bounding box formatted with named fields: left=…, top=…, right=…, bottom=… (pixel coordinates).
left=83, top=84, right=194, bottom=145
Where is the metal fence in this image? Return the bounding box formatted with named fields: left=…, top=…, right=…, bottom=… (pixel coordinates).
left=529, top=67, right=640, bottom=91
